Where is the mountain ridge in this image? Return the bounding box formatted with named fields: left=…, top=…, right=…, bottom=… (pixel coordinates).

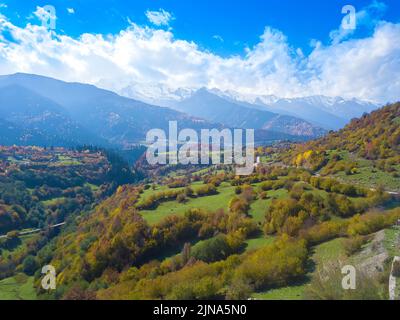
left=117, top=82, right=379, bottom=131
left=0, top=84, right=108, bottom=147
left=0, top=73, right=313, bottom=147
left=173, top=88, right=326, bottom=137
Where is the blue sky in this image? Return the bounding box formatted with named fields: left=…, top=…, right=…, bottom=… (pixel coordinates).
left=1, top=0, right=399, bottom=56
left=0, top=0, right=399, bottom=103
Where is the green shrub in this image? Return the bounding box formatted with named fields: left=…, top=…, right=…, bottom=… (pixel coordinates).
left=22, top=255, right=39, bottom=276
left=191, top=235, right=233, bottom=263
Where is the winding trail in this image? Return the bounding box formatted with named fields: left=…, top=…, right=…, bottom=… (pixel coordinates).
left=0, top=222, right=65, bottom=240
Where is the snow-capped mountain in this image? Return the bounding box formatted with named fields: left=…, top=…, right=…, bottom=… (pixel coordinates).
left=173, top=88, right=326, bottom=137
left=97, top=80, right=380, bottom=131
left=299, top=96, right=378, bottom=120
left=208, top=88, right=281, bottom=106
left=260, top=96, right=378, bottom=130
left=210, top=91, right=379, bottom=129
left=96, top=79, right=195, bottom=108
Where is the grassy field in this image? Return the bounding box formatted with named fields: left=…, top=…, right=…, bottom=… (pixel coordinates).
left=139, top=179, right=291, bottom=225
left=252, top=284, right=306, bottom=300
left=311, top=238, right=346, bottom=265
left=244, top=235, right=275, bottom=252
left=139, top=181, right=204, bottom=199
left=252, top=237, right=346, bottom=300
left=384, top=226, right=400, bottom=257
left=323, top=150, right=400, bottom=192
left=41, top=197, right=67, bottom=207
left=138, top=176, right=369, bottom=225
left=56, top=155, right=82, bottom=166
left=249, top=189, right=288, bottom=223
left=336, top=169, right=399, bottom=192
left=140, top=182, right=236, bottom=224
left=334, top=161, right=399, bottom=192
left=0, top=274, right=37, bottom=300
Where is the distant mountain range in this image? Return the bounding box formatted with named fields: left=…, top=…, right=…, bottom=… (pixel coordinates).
left=0, top=73, right=321, bottom=148
left=172, top=88, right=326, bottom=137
left=252, top=95, right=377, bottom=130
left=0, top=74, right=227, bottom=148
left=120, top=84, right=379, bottom=131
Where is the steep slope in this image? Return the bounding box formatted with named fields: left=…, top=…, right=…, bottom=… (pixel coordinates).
left=311, top=102, right=400, bottom=158
left=0, top=118, right=49, bottom=146
left=0, top=85, right=107, bottom=147
left=0, top=74, right=218, bottom=146
left=175, top=89, right=325, bottom=137
left=285, top=102, right=400, bottom=187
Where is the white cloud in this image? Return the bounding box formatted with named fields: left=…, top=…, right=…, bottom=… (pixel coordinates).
left=213, top=35, right=224, bottom=42
left=145, top=9, right=173, bottom=26
left=67, top=8, right=75, bottom=14
left=329, top=0, right=387, bottom=44
left=0, top=8, right=399, bottom=104
left=308, top=22, right=400, bottom=103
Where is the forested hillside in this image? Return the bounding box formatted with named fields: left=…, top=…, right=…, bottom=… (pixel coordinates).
left=2, top=103, right=400, bottom=300
left=299, top=103, right=399, bottom=158
left=282, top=103, right=400, bottom=191
left=0, top=146, right=141, bottom=283
left=37, top=163, right=399, bottom=299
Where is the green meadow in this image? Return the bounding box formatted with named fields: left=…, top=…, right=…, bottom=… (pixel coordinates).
left=0, top=274, right=37, bottom=300
left=139, top=181, right=290, bottom=225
